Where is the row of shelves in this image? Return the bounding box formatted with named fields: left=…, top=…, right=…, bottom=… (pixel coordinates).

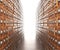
left=37, top=0, right=60, bottom=50
left=0, top=0, right=23, bottom=50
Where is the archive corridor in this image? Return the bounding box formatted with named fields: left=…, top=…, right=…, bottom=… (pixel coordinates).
left=0, top=0, right=60, bottom=50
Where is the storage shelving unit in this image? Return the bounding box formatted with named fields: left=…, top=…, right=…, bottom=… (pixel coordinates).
left=0, top=0, right=23, bottom=50
left=37, top=0, right=60, bottom=50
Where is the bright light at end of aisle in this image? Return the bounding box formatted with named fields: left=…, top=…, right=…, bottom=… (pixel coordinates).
left=21, top=0, right=40, bottom=41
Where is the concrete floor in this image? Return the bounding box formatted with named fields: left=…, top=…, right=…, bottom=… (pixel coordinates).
left=17, top=40, right=44, bottom=50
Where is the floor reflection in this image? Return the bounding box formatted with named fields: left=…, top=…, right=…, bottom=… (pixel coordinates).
left=17, top=39, right=44, bottom=50
left=24, top=40, right=36, bottom=50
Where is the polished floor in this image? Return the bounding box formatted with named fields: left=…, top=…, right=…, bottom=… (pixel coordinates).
left=17, top=39, right=44, bottom=50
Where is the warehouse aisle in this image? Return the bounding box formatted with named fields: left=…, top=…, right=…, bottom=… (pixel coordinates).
left=19, top=0, right=43, bottom=50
